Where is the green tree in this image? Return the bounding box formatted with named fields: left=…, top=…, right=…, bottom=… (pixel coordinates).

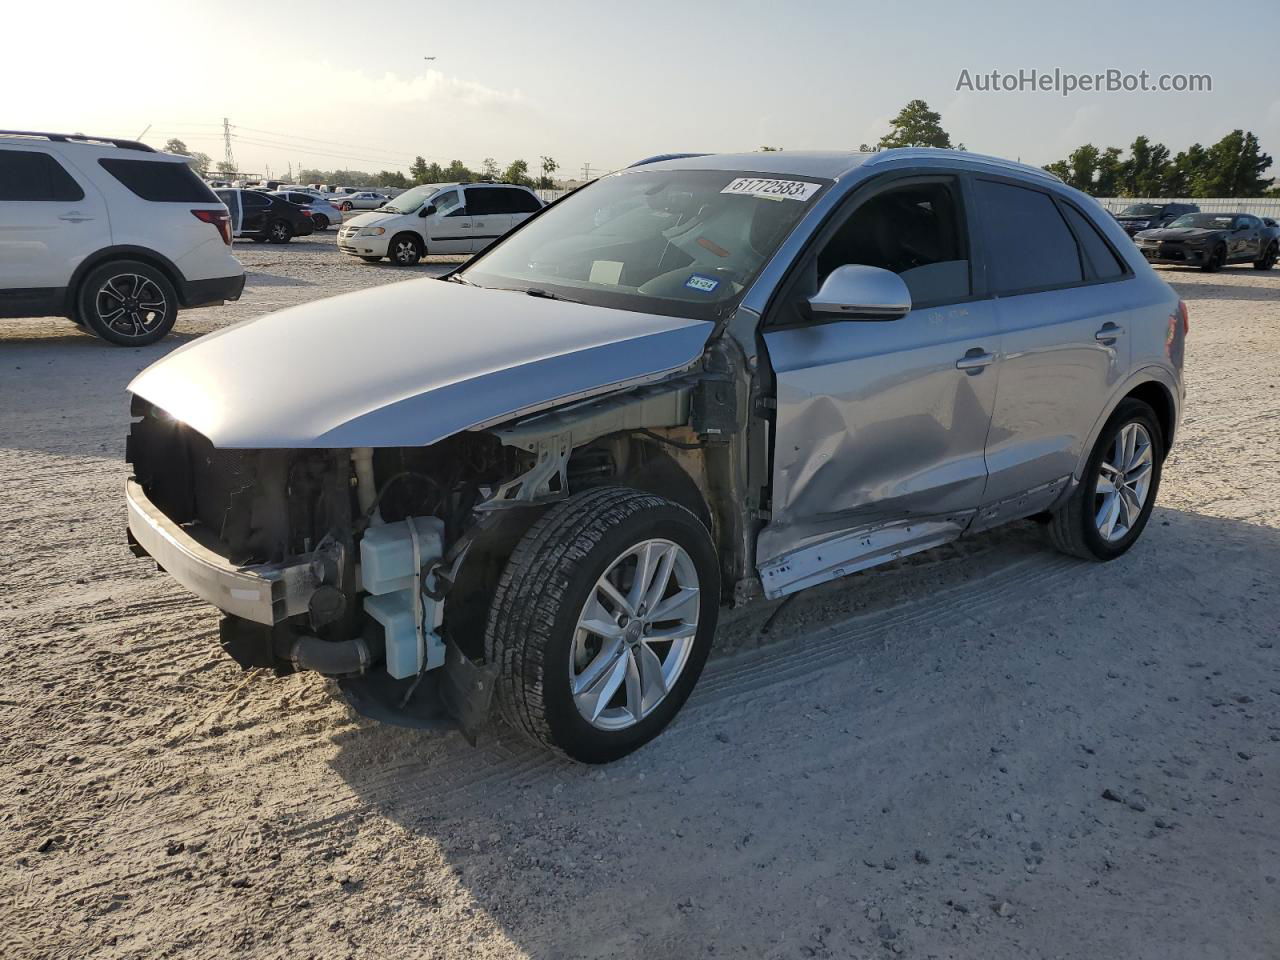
left=1094, top=147, right=1124, bottom=196
left=163, top=137, right=211, bottom=177
left=214, top=160, right=237, bottom=176
left=376, top=170, right=409, bottom=188
left=539, top=155, right=559, bottom=189
left=759, top=145, right=782, bottom=152
left=445, top=159, right=472, bottom=181
left=503, top=158, right=532, bottom=186
left=1194, top=130, right=1272, bottom=197
left=1164, top=143, right=1207, bottom=196
left=878, top=99, right=953, bottom=149
left=481, top=156, right=500, bottom=179
left=1118, top=136, right=1172, bottom=197
left=410, top=156, right=430, bottom=183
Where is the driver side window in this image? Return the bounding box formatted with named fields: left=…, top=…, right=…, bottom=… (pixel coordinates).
left=432, top=189, right=464, bottom=216
left=814, top=179, right=970, bottom=307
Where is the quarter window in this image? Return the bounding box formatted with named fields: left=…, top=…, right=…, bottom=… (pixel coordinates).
left=496, top=187, right=541, bottom=213
left=98, top=158, right=218, bottom=202
left=975, top=179, right=1082, bottom=293
left=1060, top=203, right=1126, bottom=281
left=0, top=149, right=85, bottom=202
left=465, top=188, right=500, bottom=216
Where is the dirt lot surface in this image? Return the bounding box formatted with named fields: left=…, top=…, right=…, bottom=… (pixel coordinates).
left=1, top=233, right=1277, bottom=960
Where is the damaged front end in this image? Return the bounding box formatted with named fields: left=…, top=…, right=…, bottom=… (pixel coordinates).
left=124, top=353, right=760, bottom=736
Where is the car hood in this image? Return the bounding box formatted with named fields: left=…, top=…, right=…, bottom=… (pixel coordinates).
left=1135, top=227, right=1223, bottom=240
left=128, top=278, right=710, bottom=449
left=341, top=211, right=400, bottom=229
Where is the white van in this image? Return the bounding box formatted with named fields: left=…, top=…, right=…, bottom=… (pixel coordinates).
left=337, top=182, right=543, bottom=265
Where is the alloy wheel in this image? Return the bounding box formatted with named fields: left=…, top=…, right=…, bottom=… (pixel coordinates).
left=393, top=239, right=419, bottom=264
left=1095, top=422, right=1154, bottom=542
left=570, top=539, right=700, bottom=731
left=94, top=274, right=168, bottom=340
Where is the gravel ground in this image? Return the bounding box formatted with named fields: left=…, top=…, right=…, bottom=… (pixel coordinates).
left=1, top=233, right=1278, bottom=960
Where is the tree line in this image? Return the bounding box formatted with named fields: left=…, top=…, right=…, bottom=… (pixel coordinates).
left=298, top=155, right=561, bottom=190
left=1043, top=131, right=1273, bottom=198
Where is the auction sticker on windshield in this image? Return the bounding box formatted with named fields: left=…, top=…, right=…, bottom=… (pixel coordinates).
left=721, top=178, right=821, bottom=201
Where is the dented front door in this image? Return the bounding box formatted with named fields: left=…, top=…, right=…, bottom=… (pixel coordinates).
left=757, top=300, right=1001, bottom=597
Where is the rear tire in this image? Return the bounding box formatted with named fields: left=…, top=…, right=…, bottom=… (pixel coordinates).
left=389, top=233, right=423, bottom=266
left=1048, top=398, right=1164, bottom=561
left=1254, top=242, right=1277, bottom=270
left=487, top=487, right=719, bottom=763
left=340, top=201, right=353, bottom=212
left=76, top=260, right=178, bottom=347
left=267, top=220, right=293, bottom=244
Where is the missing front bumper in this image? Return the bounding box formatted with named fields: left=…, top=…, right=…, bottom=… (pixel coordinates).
left=125, top=477, right=324, bottom=626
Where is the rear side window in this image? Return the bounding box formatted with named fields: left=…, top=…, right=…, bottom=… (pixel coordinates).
left=976, top=179, right=1082, bottom=293
left=0, top=149, right=85, bottom=201
left=464, top=187, right=499, bottom=215
left=497, top=187, right=541, bottom=213
left=1061, top=204, right=1126, bottom=281
left=98, top=158, right=219, bottom=203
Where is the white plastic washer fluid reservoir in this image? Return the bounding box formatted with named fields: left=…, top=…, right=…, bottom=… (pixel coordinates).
left=359, top=518, right=446, bottom=678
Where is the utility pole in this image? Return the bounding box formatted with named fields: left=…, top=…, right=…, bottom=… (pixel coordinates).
left=222, top=117, right=235, bottom=173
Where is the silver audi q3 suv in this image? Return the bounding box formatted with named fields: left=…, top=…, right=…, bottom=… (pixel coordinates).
left=125, top=149, right=1186, bottom=761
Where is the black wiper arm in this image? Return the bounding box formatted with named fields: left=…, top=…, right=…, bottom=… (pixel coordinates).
left=525, top=287, right=581, bottom=303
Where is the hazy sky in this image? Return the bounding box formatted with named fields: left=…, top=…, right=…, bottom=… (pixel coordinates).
left=7, top=0, right=1279, bottom=179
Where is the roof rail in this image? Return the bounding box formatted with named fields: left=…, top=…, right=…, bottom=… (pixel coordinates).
left=0, top=130, right=156, bottom=152
left=863, top=147, right=1062, bottom=184
left=628, top=153, right=712, bottom=168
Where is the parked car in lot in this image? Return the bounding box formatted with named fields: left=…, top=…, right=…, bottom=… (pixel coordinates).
left=337, top=182, right=542, bottom=264
left=1134, top=212, right=1277, bottom=271
left=333, top=191, right=389, bottom=211
left=0, top=130, right=244, bottom=345
left=271, top=190, right=342, bottom=230
left=125, top=149, right=1185, bottom=761
left=1112, top=201, right=1200, bottom=237
left=215, top=188, right=314, bottom=243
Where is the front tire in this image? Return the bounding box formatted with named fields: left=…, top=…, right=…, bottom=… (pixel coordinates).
left=1201, top=244, right=1226, bottom=272
left=1048, top=398, right=1164, bottom=561
left=312, top=214, right=329, bottom=231
left=1254, top=242, right=1277, bottom=270
left=340, top=201, right=353, bottom=212
left=389, top=233, right=423, bottom=266
left=487, top=487, right=720, bottom=763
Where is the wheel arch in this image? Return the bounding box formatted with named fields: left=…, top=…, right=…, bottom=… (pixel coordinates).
left=1073, top=368, right=1180, bottom=482
left=65, top=245, right=188, bottom=314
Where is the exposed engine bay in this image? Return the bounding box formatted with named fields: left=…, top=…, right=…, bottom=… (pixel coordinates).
left=125, top=352, right=765, bottom=735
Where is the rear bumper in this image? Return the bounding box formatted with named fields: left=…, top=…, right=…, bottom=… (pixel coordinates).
left=179, top=272, right=246, bottom=309
left=125, top=477, right=320, bottom=625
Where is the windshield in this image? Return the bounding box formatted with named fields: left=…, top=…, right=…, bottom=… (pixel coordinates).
left=381, top=183, right=451, bottom=214
left=1119, top=204, right=1163, bottom=217
left=459, top=169, right=828, bottom=320
left=1169, top=213, right=1233, bottom=229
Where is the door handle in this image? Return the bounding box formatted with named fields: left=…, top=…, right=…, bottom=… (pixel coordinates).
left=474, top=221, right=484, bottom=227
left=956, top=349, right=996, bottom=373
left=1095, top=324, right=1124, bottom=344
left=58, top=212, right=94, bottom=222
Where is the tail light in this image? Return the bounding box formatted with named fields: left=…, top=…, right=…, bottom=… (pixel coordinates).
left=1177, top=300, right=1189, bottom=335
left=301, top=208, right=314, bottom=217
left=192, top=208, right=232, bottom=246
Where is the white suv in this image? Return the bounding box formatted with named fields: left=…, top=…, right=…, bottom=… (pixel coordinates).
left=0, top=130, right=245, bottom=346
left=337, top=182, right=543, bottom=265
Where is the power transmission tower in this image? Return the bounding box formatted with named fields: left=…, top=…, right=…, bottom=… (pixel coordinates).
left=222, top=117, right=235, bottom=172
left=581, top=162, right=592, bottom=181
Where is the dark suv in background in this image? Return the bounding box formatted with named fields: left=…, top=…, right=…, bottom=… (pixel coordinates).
left=1113, top=202, right=1200, bottom=237
left=214, top=188, right=314, bottom=244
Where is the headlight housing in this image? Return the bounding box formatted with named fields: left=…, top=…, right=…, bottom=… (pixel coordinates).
left=358, top=226, right=386, bottom=236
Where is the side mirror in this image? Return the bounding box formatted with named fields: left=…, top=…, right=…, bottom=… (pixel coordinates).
left=419, top=204, right=437, bottom=218
left=807, top=264, right=911, bottom=321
